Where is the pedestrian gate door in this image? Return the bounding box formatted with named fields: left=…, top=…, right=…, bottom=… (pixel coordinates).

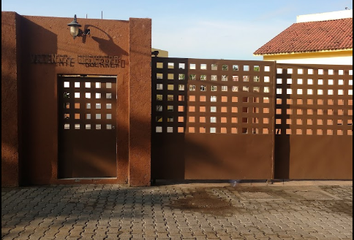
left=58, top=75, right=117, bottom=178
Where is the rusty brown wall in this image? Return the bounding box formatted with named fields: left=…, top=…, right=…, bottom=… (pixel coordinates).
left=1, top=12, right=151, bottom=186
left=1, top=12, right=20, bottom=186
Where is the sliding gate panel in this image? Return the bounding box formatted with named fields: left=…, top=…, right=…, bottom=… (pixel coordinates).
left=58, top=75, right=117, bottom=178
left=152, top=58, right=275, bottom=180
left=151, top=58, right=188, bottom=179
left=274, top=64, right=353, bottom=179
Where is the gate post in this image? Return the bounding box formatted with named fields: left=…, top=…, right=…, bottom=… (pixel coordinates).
left=1, top=12, right=20, bottom=187
left=128, top=18, right=152, bottom=186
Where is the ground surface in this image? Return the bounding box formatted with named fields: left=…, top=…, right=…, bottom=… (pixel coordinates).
left=2, top=181, right=352, bottom=240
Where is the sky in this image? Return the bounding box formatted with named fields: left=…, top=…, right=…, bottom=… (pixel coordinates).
left=2, top=0, right=352, bottom=60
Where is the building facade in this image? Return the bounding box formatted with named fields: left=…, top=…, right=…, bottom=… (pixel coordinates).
left=254, top=10, right=353, bottom=65
left=2, top=12, right=152, bottom=187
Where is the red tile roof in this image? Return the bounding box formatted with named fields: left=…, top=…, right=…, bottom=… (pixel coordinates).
left=254, top=18, right=353, bottom=55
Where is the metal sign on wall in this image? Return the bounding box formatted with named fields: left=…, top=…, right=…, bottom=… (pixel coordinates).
left=30, top=54, right=126, bottom=68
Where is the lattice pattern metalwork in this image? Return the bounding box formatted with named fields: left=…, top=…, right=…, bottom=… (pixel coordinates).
left=186, top=59, right=275, bottom=135
left=60, top=76, right=116, bottom=131
left=152, top=58, right=276, bottom=135
left=152, top=58, right=188, bottom=135
left=275, top=64, right=353, bottom=136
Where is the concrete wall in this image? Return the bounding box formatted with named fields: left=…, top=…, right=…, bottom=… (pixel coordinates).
left=1, top=12, right=151, bottom=186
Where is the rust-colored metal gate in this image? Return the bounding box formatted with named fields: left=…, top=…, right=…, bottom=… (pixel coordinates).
left=152, top=58, right=352, bottom=180
left=274, top=64, right=352, bottom=179
left=151, top=58, right=276, bottom=180
left=58, top=75, right=117, bottom=178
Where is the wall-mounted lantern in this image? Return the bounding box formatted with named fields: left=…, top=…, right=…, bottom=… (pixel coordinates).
left=67, top=14, right=90, bottom=39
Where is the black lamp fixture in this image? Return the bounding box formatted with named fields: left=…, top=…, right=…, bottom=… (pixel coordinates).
left=67, top=14, right=90, bottom=39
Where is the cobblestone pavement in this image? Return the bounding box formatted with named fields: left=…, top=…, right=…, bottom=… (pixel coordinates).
left=2, top=181, right=352, bottom=240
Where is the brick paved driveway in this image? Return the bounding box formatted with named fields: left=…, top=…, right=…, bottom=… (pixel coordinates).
left=2, top=181, right=352, bottom=240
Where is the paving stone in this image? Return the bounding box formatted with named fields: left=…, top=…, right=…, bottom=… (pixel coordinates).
left=167, top=237, right=181, bottom=240
left=192, top=230, right=205, bottom=236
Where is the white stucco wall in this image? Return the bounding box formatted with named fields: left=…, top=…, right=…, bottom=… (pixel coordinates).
left=297, top=9, right=352, bottom=22
left=274, top=56, right=353, bottom=65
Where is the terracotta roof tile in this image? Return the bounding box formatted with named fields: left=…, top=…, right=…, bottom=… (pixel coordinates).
left=254, top=18, right=353, bottom=55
